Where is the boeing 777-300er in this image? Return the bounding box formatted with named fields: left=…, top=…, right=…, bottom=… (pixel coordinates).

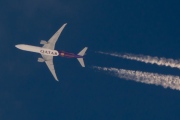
left=15, top=23, right=88, bottom=81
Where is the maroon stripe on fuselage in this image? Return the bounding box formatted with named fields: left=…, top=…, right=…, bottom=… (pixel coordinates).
left=58, top=51, right=83, bottom=58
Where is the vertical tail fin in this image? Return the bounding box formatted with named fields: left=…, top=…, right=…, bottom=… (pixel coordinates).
left=77, top=47, right=88, bottom=67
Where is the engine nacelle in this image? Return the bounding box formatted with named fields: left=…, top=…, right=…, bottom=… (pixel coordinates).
left=40, top=40, right=47, bottom=45
left=38, top=58, right=45, bottom=62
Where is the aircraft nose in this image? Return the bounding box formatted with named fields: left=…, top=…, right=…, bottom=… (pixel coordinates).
left=15, top=45, right=20, bottom=49
left=15, top=44, right=23, bottom=49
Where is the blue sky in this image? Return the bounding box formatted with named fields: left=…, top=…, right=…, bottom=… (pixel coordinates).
left=1, top=0, right=180, bottom=120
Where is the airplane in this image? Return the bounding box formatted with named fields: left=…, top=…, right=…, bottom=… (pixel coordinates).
left=15, top=23, right=88, bottom=81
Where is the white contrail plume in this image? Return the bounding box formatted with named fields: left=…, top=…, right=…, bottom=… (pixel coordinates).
left=93, top=66, right=180, bottom=90
left=97, top=51, right=180, bottom=69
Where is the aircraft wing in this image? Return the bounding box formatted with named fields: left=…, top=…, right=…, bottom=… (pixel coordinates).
left=43, top=23, right=67, bottom=50
left=41, top=54, right=58, bottom=81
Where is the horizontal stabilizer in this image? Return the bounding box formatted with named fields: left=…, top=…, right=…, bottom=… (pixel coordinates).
left=77, top=58, right=85, bottom=67
left=78, top=47, right=88, bottom=56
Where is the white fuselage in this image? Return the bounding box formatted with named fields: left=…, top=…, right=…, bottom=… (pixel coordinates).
left=15, top=44, right=59, bottom=56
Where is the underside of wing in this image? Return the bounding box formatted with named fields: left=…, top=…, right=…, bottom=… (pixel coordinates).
left=41, top=55, right=59, bottom=81
left=43, top=23, right=67, bottom=50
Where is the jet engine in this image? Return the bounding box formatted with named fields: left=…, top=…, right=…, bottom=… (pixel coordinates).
left=38, top=58, right=45, bottom=62
left=40, top=40, right=47, bottom=44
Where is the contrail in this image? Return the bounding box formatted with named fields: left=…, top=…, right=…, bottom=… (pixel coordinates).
left=93, top=66, right=180, bottom=90
left=97, top=51, right=180, bottom=69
